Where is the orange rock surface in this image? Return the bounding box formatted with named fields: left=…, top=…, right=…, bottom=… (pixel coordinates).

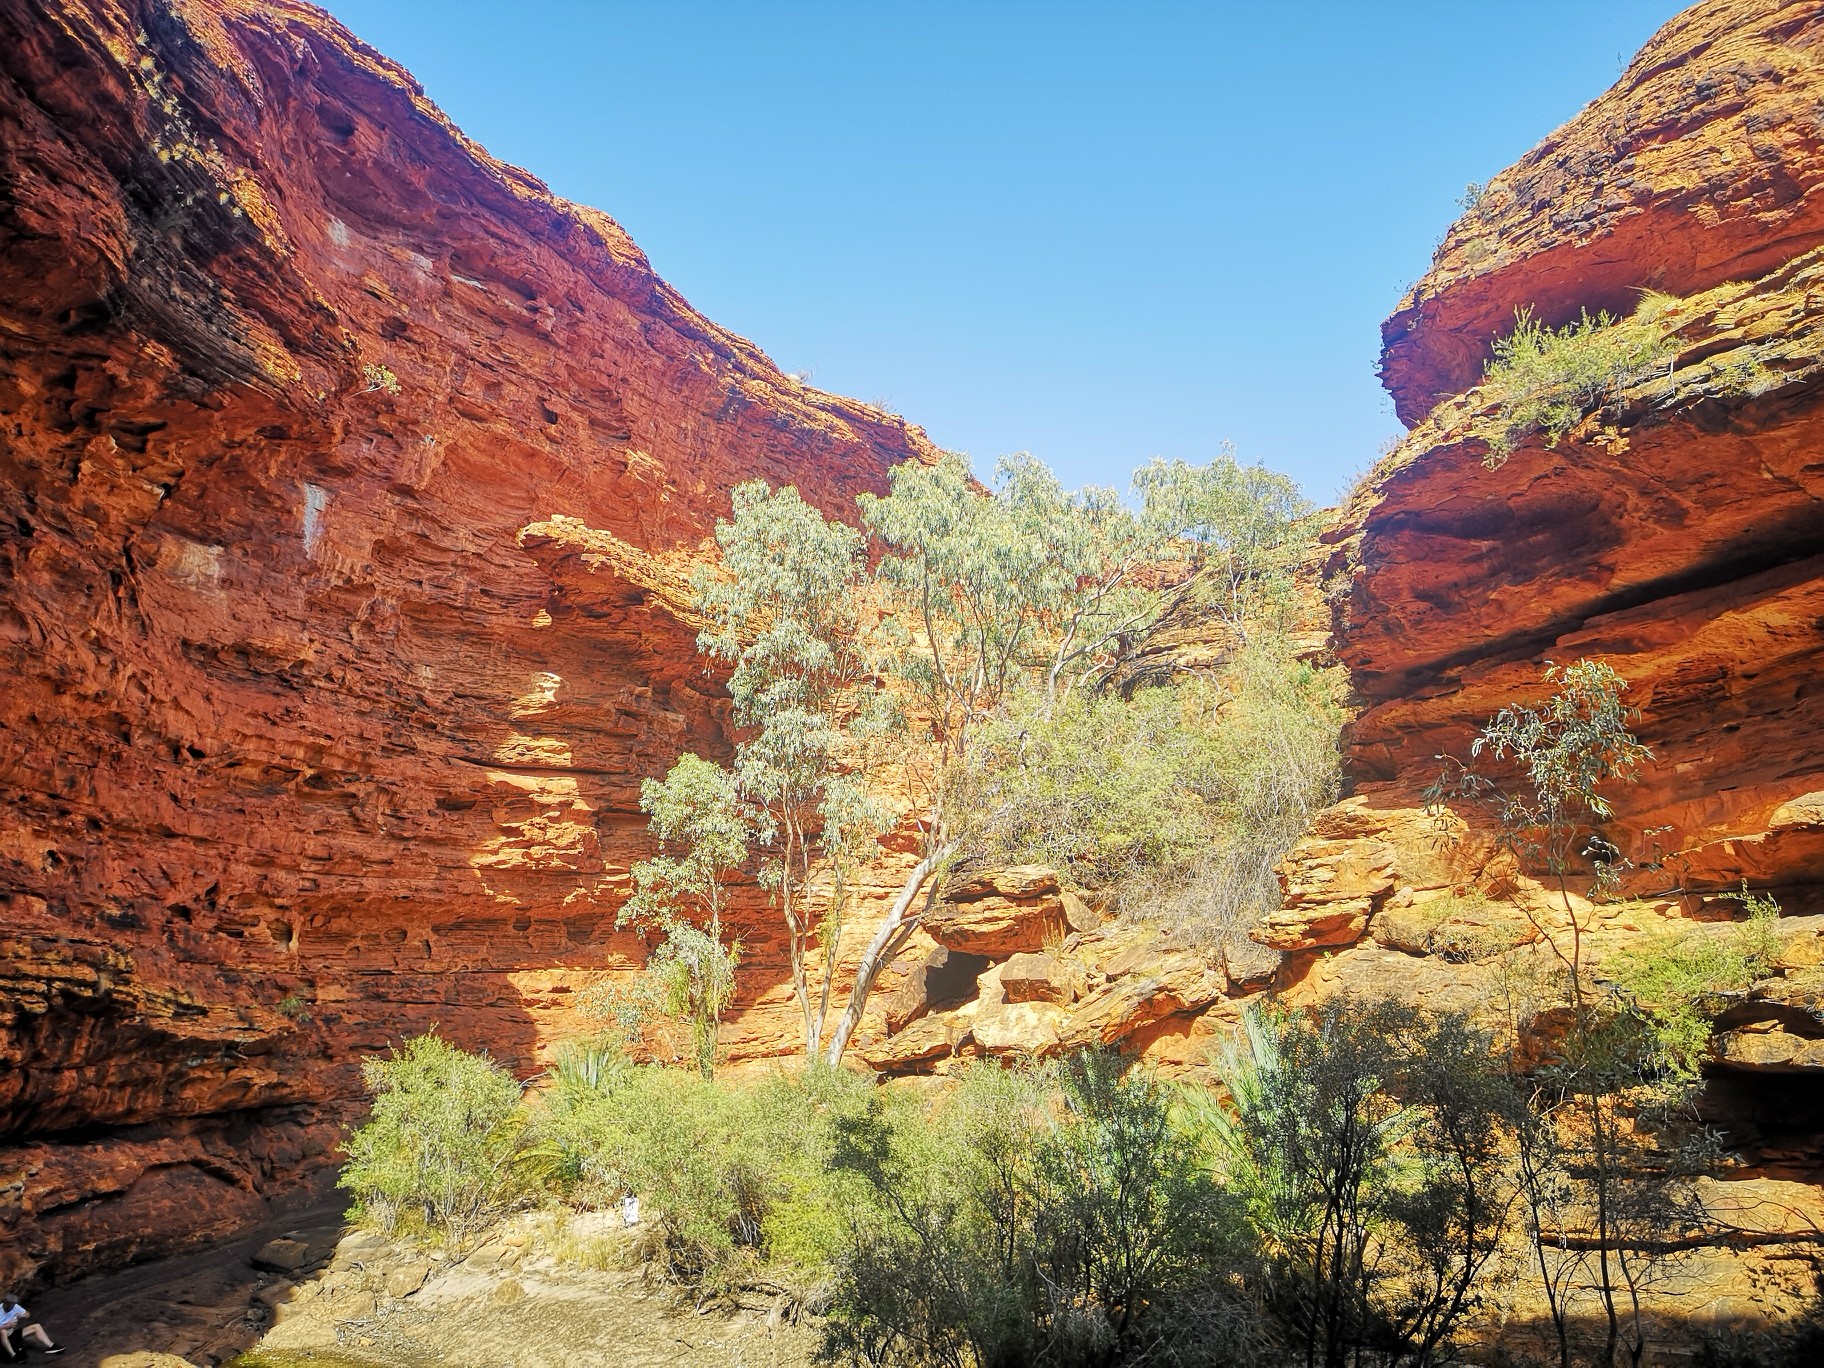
left=7, top=0, right=1824, bottom=1313
left=1331, top=0, right=1824, bottom=903
left=0, top=0, right=936, bottom=1283
left=1381, top=0, right=1824, bottom=424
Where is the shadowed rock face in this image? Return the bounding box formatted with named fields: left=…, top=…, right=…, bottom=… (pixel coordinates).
left=1330, top=0, right=1824, bottom=895
left=0, top=0, right=936, bottom=1283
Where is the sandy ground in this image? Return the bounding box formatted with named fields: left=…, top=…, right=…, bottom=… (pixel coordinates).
left=23, top=1208, right=818, bottom=1368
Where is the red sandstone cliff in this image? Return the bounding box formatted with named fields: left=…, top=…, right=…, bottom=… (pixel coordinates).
left=1332, top=0, right=1824, bottom=899
left=8, top=0, right=1824, bottom=1310
left=0, top=0, right=936, bottom=1283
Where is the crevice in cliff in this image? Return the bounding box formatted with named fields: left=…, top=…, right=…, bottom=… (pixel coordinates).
left=1361, top=521, right=1824, bottom=698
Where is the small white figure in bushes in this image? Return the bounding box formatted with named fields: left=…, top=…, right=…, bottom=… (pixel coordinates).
left=619, top=1194, right=641, bottom=1228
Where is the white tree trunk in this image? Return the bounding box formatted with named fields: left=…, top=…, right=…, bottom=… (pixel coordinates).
left=822, top=842, right=956, bottom=1066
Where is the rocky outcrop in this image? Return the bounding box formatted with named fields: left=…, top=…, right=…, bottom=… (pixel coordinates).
left=8, top=0, right=1824, bottom=1322
left=923, top=866, right=1071, bottom=957
left=1301, top=1, right=1824, bottom=1326
left=1380, top=0, right=1824, bottom=425
left=0, top=0, right=936, bottom=1284
left=1330, top=0, right=1824, bottom=901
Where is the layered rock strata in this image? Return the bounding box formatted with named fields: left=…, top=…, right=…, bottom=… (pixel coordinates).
left=1331, top=0, right=1824, bottom=901
left=0, top=0, right=935, bottom=1284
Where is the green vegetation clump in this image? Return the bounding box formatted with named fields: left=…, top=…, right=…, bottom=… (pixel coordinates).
left=341, top=1019, right=1530, bottom=1364
left=338, top=1032, right=526, bottom=1245
left=823, top=1053, right=1264, bottom=1367
left=960, top=645, right=1339, bottom=909
left=625, top=444, right=1330, bottom=1068
left=1602, top=886, right=1783, bottom=1077
left=588, top=753, right=747, bottom=1078
left=1478, top=299, right=1675, bottom=466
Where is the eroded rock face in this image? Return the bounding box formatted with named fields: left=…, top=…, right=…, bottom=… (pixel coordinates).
left=923, top=866, right=1068, bottom=957
left=0, top=0, right=935, bottom=1284
left=1380, top=0, right=1824, bottom=425
left=1330, top=0, right=1824, bottom=899
left=1304, top=1, right=1824, bottom=1328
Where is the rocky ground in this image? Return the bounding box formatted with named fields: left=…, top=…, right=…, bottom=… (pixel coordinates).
left=26, top=1207, right=816, bottom=1368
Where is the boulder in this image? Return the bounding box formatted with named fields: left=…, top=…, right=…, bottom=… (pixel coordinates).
left=925, top=867, right=1069, bottom=956
left=972, top=1000, right=1068, bottom=1056
left=1716, top=1026, right=1824, bottom=1072
left=1057, top=952, right=1225, bottom=1050
left=1000, top=953, right=1085, bottom=1005
left=942, top=865, right=1060, bottom=902
left=924, top=896, right=1068, bottom=957
left=1254, top=902, right=1375, bottom=953
left=860, top=1015, right=963, bottom=1072
left=384, top=1258, right=431, bottom=1298
left=1061, top=890, right=1103, bottom=933
left=252, top=1237, right=312, bottom=1274
left=254, top=1279, right=298, bottom=1312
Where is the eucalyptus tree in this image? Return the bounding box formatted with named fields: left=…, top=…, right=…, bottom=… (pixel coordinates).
left=820, top=451, right=1309, bottom=1063
left=1429, top=661, right=1704, bottom=1368
left=1426, top=657, right=1652, bottom=1003
left=825, top=452, right=1177, bottom=1062
left=1132, top=449, right=1310, bottom=638
left=666, top=451, right=1312, bottom=1067
left=693, top=480, right=895, bottom=1060
left=616, top=753, right=748, bottom=1077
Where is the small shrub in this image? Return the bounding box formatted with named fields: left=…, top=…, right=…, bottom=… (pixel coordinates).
left=518, top=1038, right=632, bottom=1204
left=339, top=1032, right=526, bottom=1245
left=547, top=1061, right=877, bottom=1299
left=360, top=362, right=401, bottom=395
left=1479, top=299, right=1675, bottom=466
left=1708, top=349, right=1781, bottom=398
left=1602, top=888, right=1783, bottom=1077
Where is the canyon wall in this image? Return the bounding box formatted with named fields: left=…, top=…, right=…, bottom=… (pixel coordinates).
left=1332, top=0, right=1824, bottom=897
left=0, top=0, right=936, bottom=1284
left=6, top=0, right=1824, bottom=1315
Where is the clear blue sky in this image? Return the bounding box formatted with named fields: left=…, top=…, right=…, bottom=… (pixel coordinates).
left=316, top=1, right=1683, bottom=504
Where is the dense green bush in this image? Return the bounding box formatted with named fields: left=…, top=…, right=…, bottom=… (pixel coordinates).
left=821, top=1054, right=1265, bottom=1368
left=960, top=640, right=1342, bottom=945
left=1601, top=886, right=1783, bottom=1077
left=338, top=1032, right=527, bottom=1245
left=343, top=990, right=1738, bottom=1366
left=1208, top=1001, right=1515, bottom=1368
left=519, top=1047, right=878, bottom=1297
left=1478, top=298, right=1674, bottom=466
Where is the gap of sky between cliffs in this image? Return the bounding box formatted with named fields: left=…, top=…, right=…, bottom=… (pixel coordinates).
left=314, top=0, right=1682, bottom=504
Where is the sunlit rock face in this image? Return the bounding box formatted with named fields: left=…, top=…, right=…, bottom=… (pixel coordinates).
left=1297, top=0, right=1824, bottom=1314
left=1379, top=0, right=1824, bottom=427
left=1328, top=0, right=1824, bottom=902
left=0, top=0, right=936, bottom=1283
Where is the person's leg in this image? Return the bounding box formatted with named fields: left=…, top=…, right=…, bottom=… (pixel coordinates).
left=21, top=1319, right=62, bottom=1353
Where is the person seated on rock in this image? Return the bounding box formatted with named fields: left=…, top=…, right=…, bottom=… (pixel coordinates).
left=0, top=1298, right=65, bottom=1358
